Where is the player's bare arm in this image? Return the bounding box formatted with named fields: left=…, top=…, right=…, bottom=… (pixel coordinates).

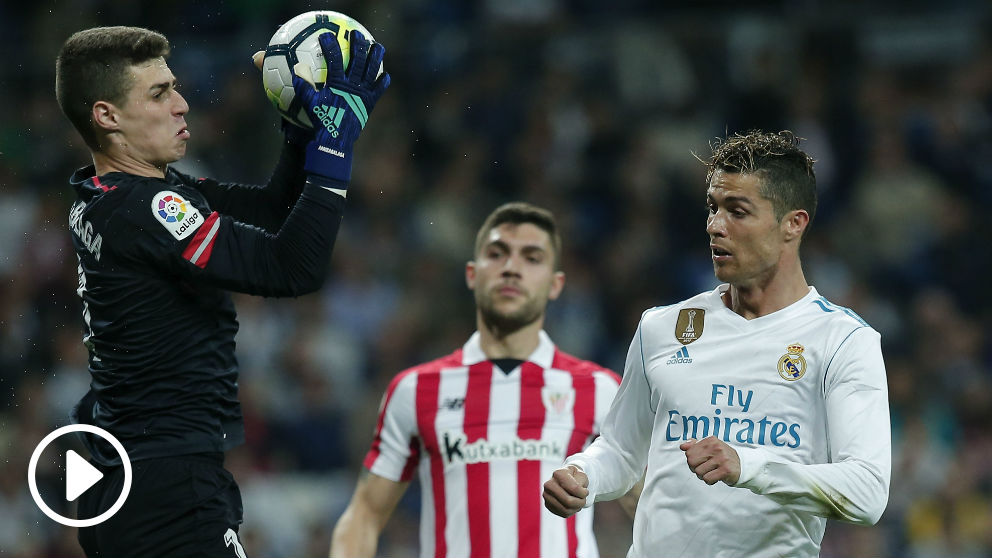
left=330, top=470, right=409, bottom=558
left=617, top=474, right=644, bottom=519
left=543, top=465, right=589, bottom=518
left=680, top=436, right=741, bottom=486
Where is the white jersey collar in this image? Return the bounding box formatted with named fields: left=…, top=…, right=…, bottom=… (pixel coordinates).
left=712, top=284, right=820, bottom=321
left=461, top=330, right=556, bottom=368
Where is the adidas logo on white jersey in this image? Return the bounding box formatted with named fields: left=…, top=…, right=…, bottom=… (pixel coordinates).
left=666, top=346, right=693, bottom=364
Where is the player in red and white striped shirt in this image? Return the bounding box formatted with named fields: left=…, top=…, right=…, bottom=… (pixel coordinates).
left=331, top=203, right=637, bottom=558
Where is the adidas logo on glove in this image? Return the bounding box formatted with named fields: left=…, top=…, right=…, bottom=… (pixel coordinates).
left=313, top=104, right=344, bottom=137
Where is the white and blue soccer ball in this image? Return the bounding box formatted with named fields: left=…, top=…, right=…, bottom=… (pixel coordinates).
left=262, top=10, right=382, bottom=129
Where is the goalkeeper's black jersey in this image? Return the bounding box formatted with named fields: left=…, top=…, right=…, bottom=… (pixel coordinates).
left=67, top=145, right=345, bottom=465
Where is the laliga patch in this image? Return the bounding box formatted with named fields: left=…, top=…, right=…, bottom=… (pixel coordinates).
left=151, top=191, right=203, bottom=240
left=675, top=308, right=704, bottom=345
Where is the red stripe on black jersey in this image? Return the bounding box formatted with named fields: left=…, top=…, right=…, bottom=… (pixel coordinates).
left=181, top=211, right=220, bottom=268
left=92, top=176, right=117, bottom=192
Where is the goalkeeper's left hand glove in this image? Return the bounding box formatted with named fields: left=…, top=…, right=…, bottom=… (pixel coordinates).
left=294, top=30, right=390, bottom=184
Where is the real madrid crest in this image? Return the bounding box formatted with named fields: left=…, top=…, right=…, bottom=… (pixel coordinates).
left=675, top=308, right=705, bottom=345
left=777, top=343, right=807, bottom=381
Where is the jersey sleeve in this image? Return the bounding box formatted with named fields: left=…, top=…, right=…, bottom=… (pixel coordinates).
left=363, top=372, right=421, bottom=482
left=735, top=326, right=891, bottom=524
left=115, top=176, right=346, bottom=297
left=179, top=142, right=306, bottom=233
left=566, top=317, right=657, bottom=504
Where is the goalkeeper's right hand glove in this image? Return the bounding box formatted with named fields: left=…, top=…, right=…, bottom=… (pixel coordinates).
left=294, top=30, right=390, bottom=185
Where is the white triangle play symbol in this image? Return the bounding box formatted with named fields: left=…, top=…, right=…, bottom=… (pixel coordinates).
left=66, top=450, right=103, bottom=502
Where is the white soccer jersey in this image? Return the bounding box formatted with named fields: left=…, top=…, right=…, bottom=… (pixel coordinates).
left=566, top=285, right=891, bottom=558
left=365, top=331, right=621, bottom=558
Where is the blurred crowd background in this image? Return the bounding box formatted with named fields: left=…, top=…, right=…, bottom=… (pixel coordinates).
left=2, top=1, right=991, bottom=557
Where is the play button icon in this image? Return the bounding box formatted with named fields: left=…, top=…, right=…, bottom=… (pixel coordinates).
left=66, top=449, right=105, bottom=501
left=28, top=424, right=132, bottom=527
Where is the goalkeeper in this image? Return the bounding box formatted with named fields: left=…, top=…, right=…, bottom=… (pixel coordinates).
left=55, top=25, right=388, bottom=558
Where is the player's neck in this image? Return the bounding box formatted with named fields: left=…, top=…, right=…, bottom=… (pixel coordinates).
left=92, top=149, right=167, bottom=179
left=725, top=265, right=809, bottom=320
left=476, top=316, right=543, bottom=360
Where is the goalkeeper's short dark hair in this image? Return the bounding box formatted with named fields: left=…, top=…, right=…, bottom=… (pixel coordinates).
left=56, top=26, right=171, bottom=151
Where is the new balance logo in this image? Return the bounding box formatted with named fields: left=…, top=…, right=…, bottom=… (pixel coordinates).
left=313, top=104, right=345, bottom=137
left=666, top=346, right=693, bottom=364
left=441, top=397, right=465, bottom=411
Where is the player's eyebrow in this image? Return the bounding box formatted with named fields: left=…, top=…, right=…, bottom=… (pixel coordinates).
left=148, top=79, right=177, bottom=95
left=707, top=192, right=755, bottom=207
left=723, top=195, right=755, bottom=207
left=484, top=239, right=547, bottom=256
left=484, top=239, right=509, bottom=252
left=520, top=245, right=547, bottom=257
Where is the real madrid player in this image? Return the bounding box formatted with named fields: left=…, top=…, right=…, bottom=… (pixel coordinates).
left=543, top=130, right=891, bottom=557
left=55, top=26, right=389, bottom=557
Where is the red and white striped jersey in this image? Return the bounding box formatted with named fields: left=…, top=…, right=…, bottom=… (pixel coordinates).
left=364, top=330, right=621, bottom=558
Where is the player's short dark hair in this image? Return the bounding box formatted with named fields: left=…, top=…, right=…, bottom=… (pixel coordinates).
left=56, top=26, right=171, bottom=150
left=475, top=202, right=563, bottom=270
left=705, top=130, right=817, bottom=235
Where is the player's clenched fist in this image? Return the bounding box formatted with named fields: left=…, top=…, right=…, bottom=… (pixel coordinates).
left=680, top=436, right=742, bottom=486
left=543, top=465, right=590, bottom=518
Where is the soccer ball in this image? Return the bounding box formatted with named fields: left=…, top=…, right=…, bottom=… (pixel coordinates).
left=262, top=10, right=381, bottom=129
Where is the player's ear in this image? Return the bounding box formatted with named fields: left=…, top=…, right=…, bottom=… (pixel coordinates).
left=465, top=260, right=477, bottom=290
left=548, top=271, right=565, bottom=301
left=92, top=101, right=121, bottom=132
left=781, top=209, right=809, bottom=242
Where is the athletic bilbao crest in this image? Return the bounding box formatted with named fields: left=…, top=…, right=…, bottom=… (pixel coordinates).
left=777, top=343, right=807, bottom=381
left=541, top=387, right=574, bottom=415
left=675, top=308, right=704, bottom=345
